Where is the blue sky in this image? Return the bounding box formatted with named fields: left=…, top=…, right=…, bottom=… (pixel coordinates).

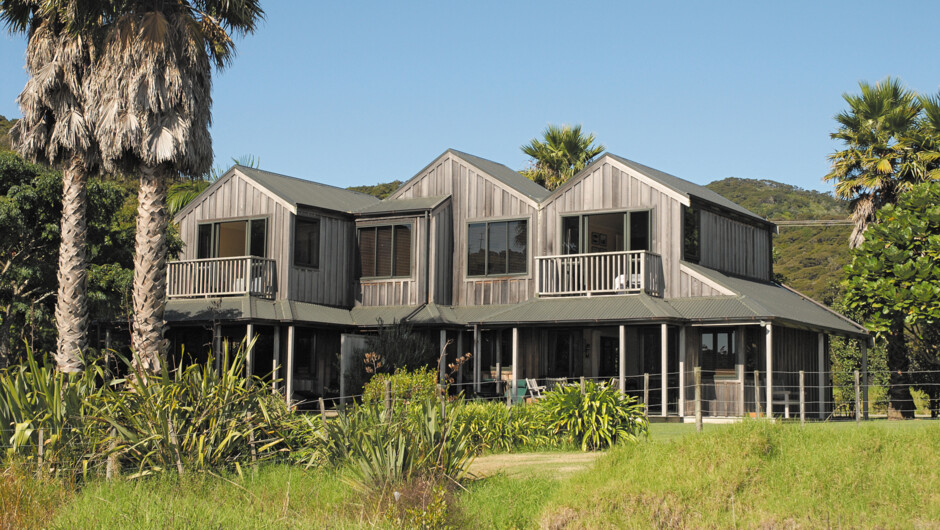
left=1, top=1, right=938, bottom=193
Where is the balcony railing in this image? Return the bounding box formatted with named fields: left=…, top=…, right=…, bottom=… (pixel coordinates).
left=535, top=250, right=664, bottom=297
left=167, top=256, right=277, bottom=299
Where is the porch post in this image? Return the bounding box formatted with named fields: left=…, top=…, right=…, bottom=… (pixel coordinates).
left=473, top=325, right=481, bottom=393
left=861, top=338, right=869, bottom=420
left=764, top=322, right=773, bottom=416
left=736, top=326, right=745, bottom=417
left=213, top=323, right=222, bottom=372
left=678, top=326, right=686, bottom=417
left=817, top=332, right=825, bottom=419
left=246, top=322, right=254, bottom=378
left=272, top=325, right=280, bottom=391
left=661, top=323, right=668, bottom=416
left=286, top=325, right=295, bottom=407
left=495, top=331, right=503, bottom=395
left=439, top=330, right=447, bottom=384
left=618, top=325, right=626, bottom=395
left=512, top=327, right=519, bottom=404
left=457, top=331, right=464, bottom=385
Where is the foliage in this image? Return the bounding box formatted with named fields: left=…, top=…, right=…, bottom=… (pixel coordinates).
left=167, top=155, right=262, bottom=216
left=454, top=401, right=554, bottom=453
left=0, top=462, right=72, bottom=529
left=0, top=115, right=15, bottom=152
left=362, top=366, right=437, bottom=407
left=520, top=124, right=605, bottom=190
left=706, top=177, right=849, bottom=221
left=844, top=182, right=940, bottom=414
left=348, top=180, right=403, bottom=199
left=539, top=380, right=648, bottom=451
left=347, top=320, right=438, bottom=395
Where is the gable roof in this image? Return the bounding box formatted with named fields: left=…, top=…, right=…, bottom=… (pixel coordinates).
left=448, top=149, right=552, bottom=202
left=354, top=196, right=450, bottom=216
left=234, top=165, right=380, bottom=214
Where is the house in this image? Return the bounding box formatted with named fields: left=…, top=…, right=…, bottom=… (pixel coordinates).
left=163, top=149, right=870, bottom=419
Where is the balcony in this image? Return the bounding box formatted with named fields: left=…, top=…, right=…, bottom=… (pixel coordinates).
left=535, top=250, right=664, bottom=297
left=167, top=256, right=277, bottom=299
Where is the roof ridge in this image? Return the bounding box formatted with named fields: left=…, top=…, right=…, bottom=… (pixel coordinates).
left=236, top=165, right=379, bottom=199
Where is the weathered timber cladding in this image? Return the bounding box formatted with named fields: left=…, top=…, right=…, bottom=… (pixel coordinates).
left=391, top=154, right=538, bottom=305
left=176, top=171, right=293, bottom=301
left=432, top=201, right=454, bottom=304
left=541, top=160, right=683, bottom=298
left=356, top=214, right=426, bottom=306
left=698, top=209, right=772, bottom=281
left=290, top=207, right=357, bottom=307
left=678, top=268, right=729, bottom=297
left=772, top=326, right=827, bottom=418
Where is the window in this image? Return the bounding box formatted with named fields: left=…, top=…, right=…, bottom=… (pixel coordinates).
left=701, top=328, right=735, bottom=371
left=294, top=218, right=320, bottom=268
left=196, top=218, right=267, bottom=259
left=467, top=219, right=528, bottom=276
left=683, top=206, right=700, bottom=263
left=358, top=224, right=412, bottom=278
left=561, top=211, right=650, bottom=254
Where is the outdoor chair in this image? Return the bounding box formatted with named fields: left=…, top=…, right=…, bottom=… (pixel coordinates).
left=525, top=378, right=545, bottom=399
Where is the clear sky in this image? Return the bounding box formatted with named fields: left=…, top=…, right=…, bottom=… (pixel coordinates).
left=1, top=1, right=938, bottom=193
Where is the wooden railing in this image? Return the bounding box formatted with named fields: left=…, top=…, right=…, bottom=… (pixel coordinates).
left=167, top=256, right=277, bottom=299
left=535, top=250, right=664, bottom=297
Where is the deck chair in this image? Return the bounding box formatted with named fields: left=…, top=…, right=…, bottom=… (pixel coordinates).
left=526, top=378, right=545, bottom=399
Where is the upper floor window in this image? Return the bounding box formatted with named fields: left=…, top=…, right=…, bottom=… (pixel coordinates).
left=561, top=210, right=650, bottom=254
left=197, top=218, right=267, bottom=259
left=359, top=224, right=412, bottom=278
left=683, top=206, right=700, bottom=263
left=294, top=218, right=320, bottom=268
left=467, top=219, right=528, bottom=276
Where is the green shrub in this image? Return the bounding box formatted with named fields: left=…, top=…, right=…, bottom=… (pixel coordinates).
left=540, top=380, right=648, bottom=451
left=362, top=367, right=437, bottom=407
left=455, top=401, right=554, bottom=453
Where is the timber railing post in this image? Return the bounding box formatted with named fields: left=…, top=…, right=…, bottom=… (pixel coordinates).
left=37, top=428, right=44, bottom=478
left=694, top=367, right=702, bottom=432
left=799, top=370, right=806, bottom=427
left=580, top=376, right=586, bottom=395
left=106, top=427, right=118, bottom=481
left=754, top=370, right=761, bottom=417
left=643, top=373, right=650, bottom=415
left=855, top=370, right=861, bottom=425
left=319, top=397, right=327, bottom=426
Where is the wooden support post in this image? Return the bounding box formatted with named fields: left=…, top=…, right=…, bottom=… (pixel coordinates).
left=737, top=326, right=746, bottom=417
left=678, top=326, right=686, bottom=417
left=249, top=428, right=257, bottom=472
left=511, top=327, right=519, bottom=404
left=319, top=397, right=327, bottom=425
left=439, top=330, right=447, bottom=384
left=661, top=323, right=668, bottom=416
left=855, top=369, right=861, bottom=426
left=168, top=419, right=184, bottom=475
left=694, top=367, right=702, bottom=432
left=213, top=323, right=222, bottom=372
left=37, top=428, right=44, bottom=477
left=618, top=325, right=626, bottom=395
left=457, top=331, right=464, bottom=384
left=754, top=370, right=761, bottom=416
left=643, top=373, right=650, bottom=414
left=106, top=427, right=118, bottom=481
left=473, top=326, right=481, bottom=394
left=287, top=326, right=295, bottom=407
left=861, top=340, right=869, bottom=420
left=818, top=332, right=826, bottom=419
left=384, top=380, right=392, bottom=414
left=580, top=376, right=586, bottom=395
left=764, top=322, right=773, bottom=418
left=799, top=370, right=806, bottom=427
left=105, top=327, right=112, bottom=351
left=272, top=325, right=281, bottom=392
left=245, top=322, right=254, bottom=378
left=495, top=330, right=503, bottom=397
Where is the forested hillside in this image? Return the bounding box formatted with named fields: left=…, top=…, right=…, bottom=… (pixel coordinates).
left=705, top=177, right=851, bottom=302
left=348, top=180, right=403, bottom=199
left=0, top=115, right=16, bottom=151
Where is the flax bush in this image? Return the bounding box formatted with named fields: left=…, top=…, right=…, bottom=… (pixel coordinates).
left=454, top=401, right=554, bottom=453
left=540, top=379, right=649, bottom=451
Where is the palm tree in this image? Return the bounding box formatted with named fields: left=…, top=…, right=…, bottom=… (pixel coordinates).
left=1, top=4, right=97, bottom=373
left=521, top=124, right=605, bottom=191
left=824, top=78, right=923, bottom=247
left=84, top=2, right=264, bottom=373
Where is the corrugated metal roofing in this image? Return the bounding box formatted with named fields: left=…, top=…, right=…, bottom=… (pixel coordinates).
left=165, top=297, right=353, bottom=326
left=471, top=295, right=681, bottom=325
left=355, top=196, right=449, bottom=215
left=449, top=149, right=552, bottom=202
left=605, top=154, right=770, bottom=225
left=350, top=305, right=420, bottom=327
left=234, top=165, right=380, bottom=213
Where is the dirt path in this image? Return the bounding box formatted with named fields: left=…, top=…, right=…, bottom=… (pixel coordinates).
left=469, top=451, right=603, bottom=479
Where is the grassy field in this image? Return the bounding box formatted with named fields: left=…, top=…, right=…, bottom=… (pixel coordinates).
left=3, top=420, right=937, bottom=528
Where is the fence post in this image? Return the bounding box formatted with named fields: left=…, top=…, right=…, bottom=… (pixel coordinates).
left=37, top=428, right=44, bottom=478
left=643, top=373, right=650, bottom=415
left=106, top=427, right=118, bottom=481
left=168, top=418, right=185, bottom=475
left=694, top=367, right=702, bottom=432
left=580, top=376, right=586, bottom=395
left=319, top=397, right=327, bottom=425
left=440, top=384, right=447, bottom=420
left=384, top=380, right=392, bottom=414
left=249, top=428, right=258, bottom=473
left=799, top=370, right=806, bottom=427
left=854, top=370, right=861, bottom=426
left=754, top=370, right=761, bottom=417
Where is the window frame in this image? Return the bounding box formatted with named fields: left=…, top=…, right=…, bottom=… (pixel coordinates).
left=357, top=222, right=414, bottom=280
left=293, top=216, right=321, bottom=269
left=558, top=208, right=653, bottom=255
left=196, top=215, right=269, bottom=259
left=466, top=217, right=530, bottom=278
left=682, top=206, right=701, bottom=263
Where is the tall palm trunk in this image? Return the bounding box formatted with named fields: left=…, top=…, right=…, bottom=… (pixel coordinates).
left=132, top=165, right=169, bottom=373
left=54, top=156, right=88, bottom=373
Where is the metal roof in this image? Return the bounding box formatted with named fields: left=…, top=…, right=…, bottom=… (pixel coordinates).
left=604, top=154, right=771, bottom=226
left=234, top=165, right=380, bottom=213
left=470, top=295, right=681, bottom=325
left=165, top=297, right=353, bottom=326
left=355, top=196, right=450, bottom=215
left=350, top=305, right=420, bottom=327
left=448, top=149, right=552, bottom=202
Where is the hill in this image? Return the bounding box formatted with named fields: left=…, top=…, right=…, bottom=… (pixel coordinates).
left=348, top=180, right=403, bottom=199
left=0, top=115, right=16, bottom=152
left=705, top=177, right=851, bottom=302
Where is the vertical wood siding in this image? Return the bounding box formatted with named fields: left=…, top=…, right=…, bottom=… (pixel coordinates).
left=678, top=269, right=729, bottom=297
left=772, top=326, right=827, bottom=418
left=290, top=207, right=357, bottom=307
left=698, top=210, right=772, bottom=281
left=356, top=215, right=426, bottom=306
left=392, top=154, right=538, bottom=305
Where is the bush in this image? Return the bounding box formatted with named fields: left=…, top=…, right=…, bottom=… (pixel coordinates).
left=362, top=367, right=437, bottom=407
left=455, top=401, right=555, bottom=453
left=540, top=380, right=648, bottom=451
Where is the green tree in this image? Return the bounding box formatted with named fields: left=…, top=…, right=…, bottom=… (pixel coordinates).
left=844, top=182, right=940, bottom=417
left=81, top=2, right=264, bottom=373
left=824, top=78, right=925, bottom=247
left=521, top=124, right=605, bottom=191
left=1, top=4, right=98, bottom=372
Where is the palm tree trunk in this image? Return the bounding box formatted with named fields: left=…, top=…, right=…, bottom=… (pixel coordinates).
left=132, top=165, right=169, bottom=373
left=54, top=156, right=88, bottom=373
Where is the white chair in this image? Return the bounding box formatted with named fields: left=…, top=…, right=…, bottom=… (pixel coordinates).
left=526, top=378, right=545, bottom=399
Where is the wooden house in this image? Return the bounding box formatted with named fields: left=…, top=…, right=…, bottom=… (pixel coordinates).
left=164, top=149, right=869, bottom=419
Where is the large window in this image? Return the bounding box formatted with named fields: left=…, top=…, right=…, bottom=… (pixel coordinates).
left=358, top=224, right=412, bottom=278
left=294, top=218, right=320, bottom=268
left=683, top=206, right=700, bottom=263
left=197, top=218, right=267, bottom=259
left=561, top=210, right=650, bottom=254
left=700, top=328, right=736, bottom=372
left=467, top=219, right=528, bottom=276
